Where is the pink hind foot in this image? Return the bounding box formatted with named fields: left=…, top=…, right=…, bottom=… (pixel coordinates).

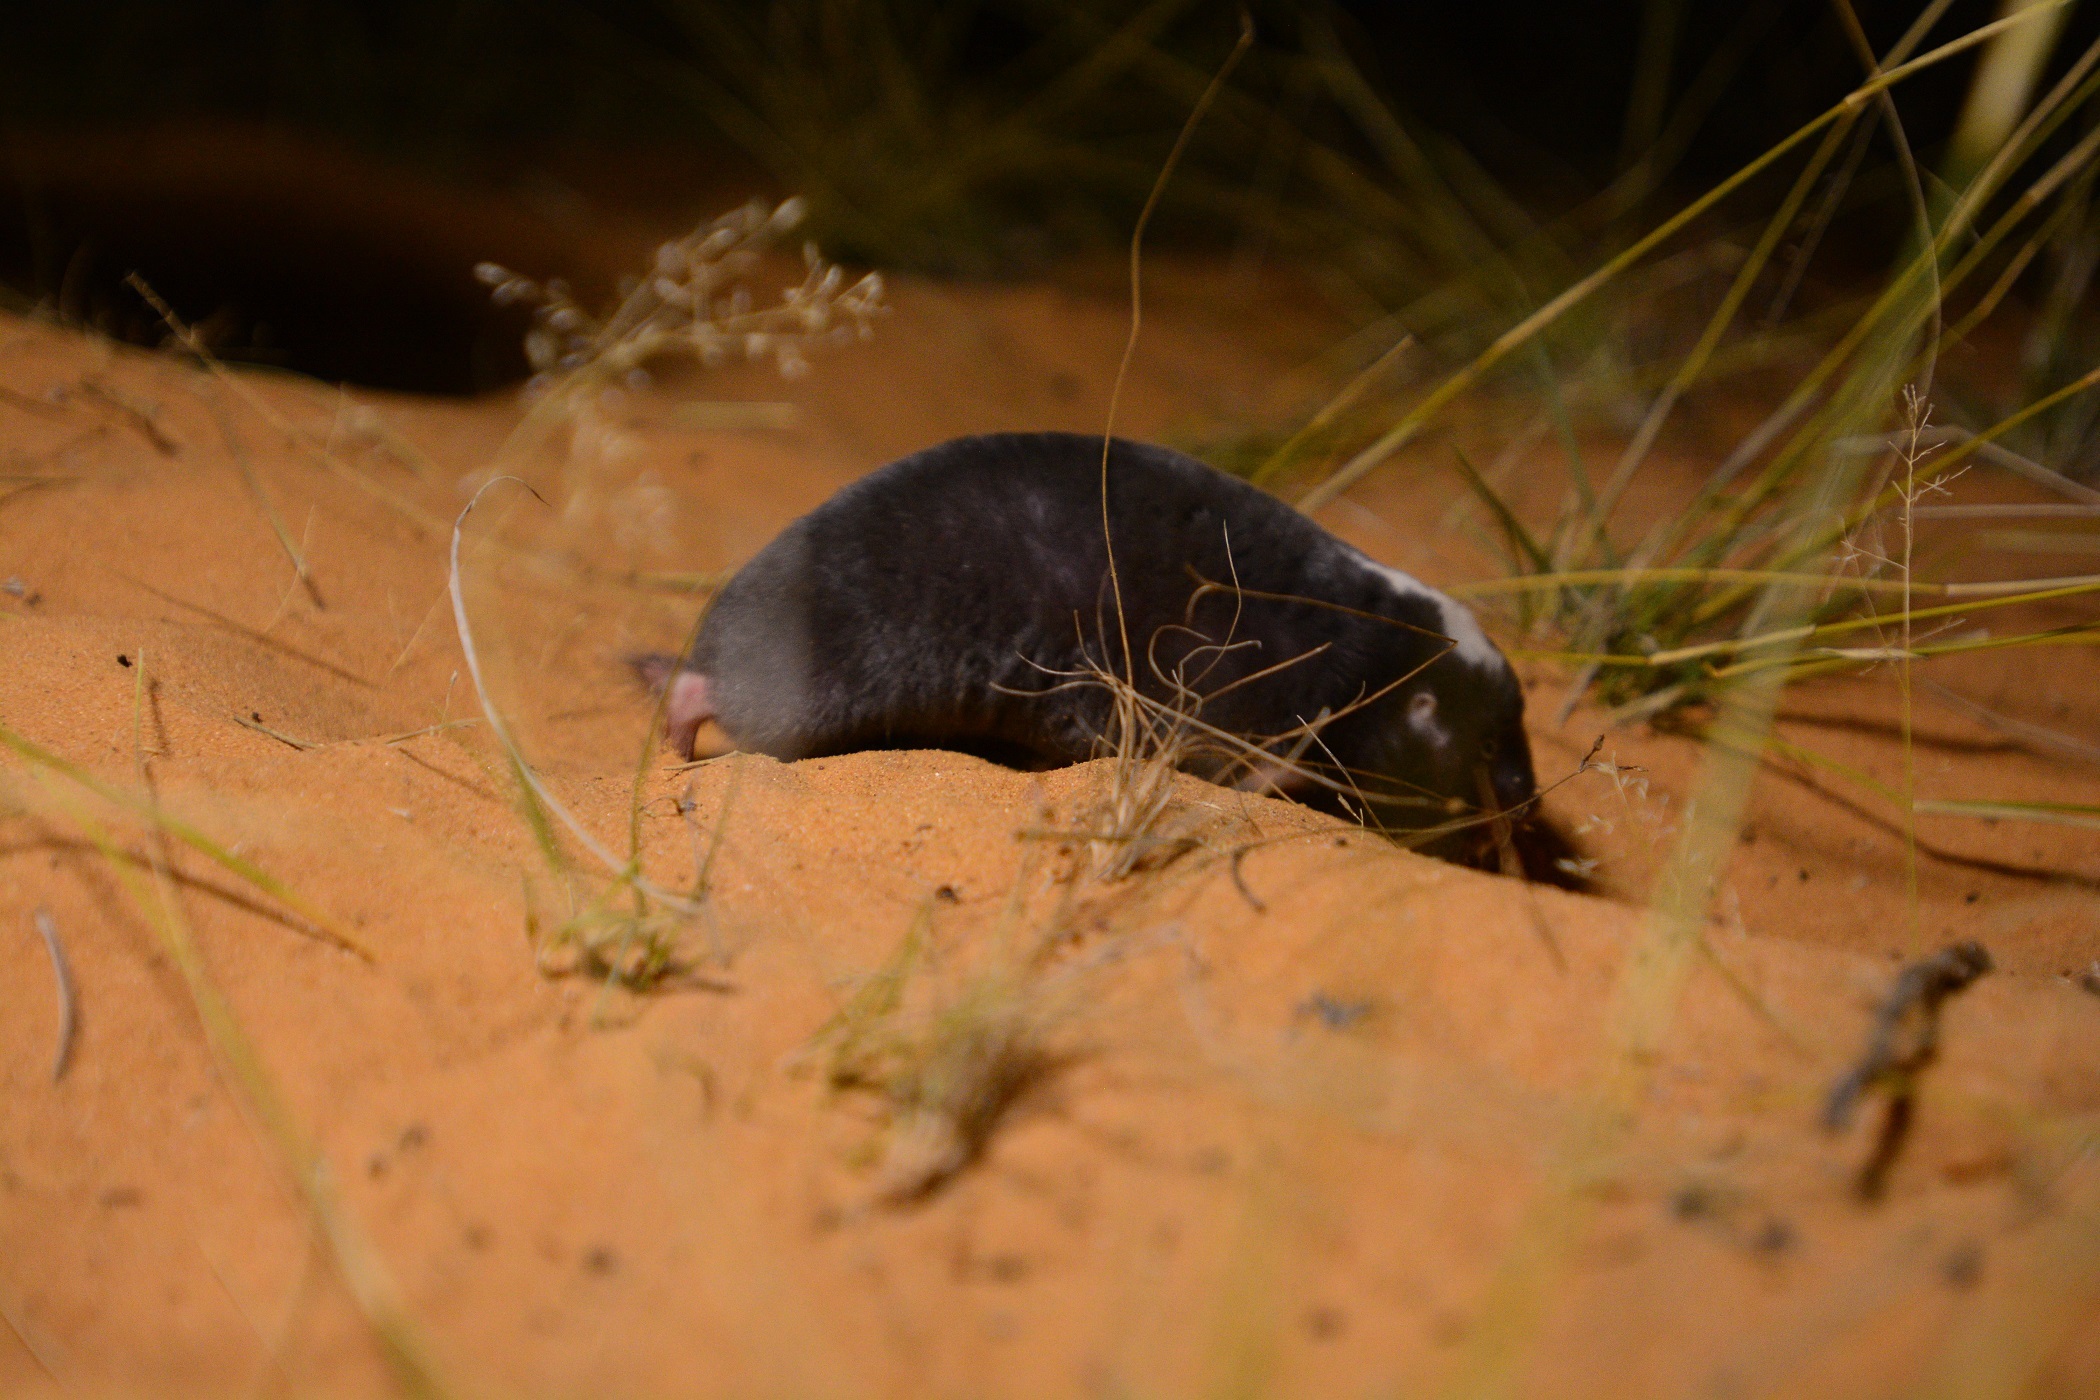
left=665, top=671, right=715, bottom=759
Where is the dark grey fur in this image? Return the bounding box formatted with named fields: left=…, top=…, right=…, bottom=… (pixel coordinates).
left=675, top=432, right=1537, bottom=853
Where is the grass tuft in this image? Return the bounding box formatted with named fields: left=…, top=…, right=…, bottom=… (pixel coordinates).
left=446, top=483, right=731, bottom=998
left=1246, top=0, right=2100, bottom=745
left=811, top=896, right=1065, bottom=1204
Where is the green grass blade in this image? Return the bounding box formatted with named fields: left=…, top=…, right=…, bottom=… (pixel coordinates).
left=1714, top=621, right=2100, bottom=679
left=1913, top=798, right=2100, bottom=829
left=1448, top=448, right=1552, bottom=573
left=1648, top=577, right=2100, bottom=665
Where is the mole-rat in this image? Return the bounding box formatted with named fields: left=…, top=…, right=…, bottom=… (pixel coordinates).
left=645, top=432, right=1539, bottom=864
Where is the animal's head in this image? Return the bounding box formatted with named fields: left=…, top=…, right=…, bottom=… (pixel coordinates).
left=1344, top=586, right=1539, bottom=866
left=1370, top=652, right=1537, bottom=840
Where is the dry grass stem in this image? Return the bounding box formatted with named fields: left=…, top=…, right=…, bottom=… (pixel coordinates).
left=813, top=897, right=1068, bottom=1205
left=447, top=478, right=697, bottom=915
left=17, top=756, right=448, bottom=1394
left=475, top=198, right=884, bottom=400
left=206, top=395, right=322, bottom=611
left=124, top=273, right=449, bottom=536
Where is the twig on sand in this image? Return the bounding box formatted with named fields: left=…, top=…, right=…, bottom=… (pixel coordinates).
left=233, top=713, right=323, bottom=751
left=233, top=713, right=481, bottom=751
left=1227, top=846, right=1267, bottom=913
left=33, top=908, right=76, bottom=1083
left=1824, top=940, right=1993, bottom=1200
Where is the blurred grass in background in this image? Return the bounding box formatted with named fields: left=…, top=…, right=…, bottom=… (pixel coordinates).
left=4, top=3, right=2076, bottom=345
left=11, top=3, right=2098, bottom=715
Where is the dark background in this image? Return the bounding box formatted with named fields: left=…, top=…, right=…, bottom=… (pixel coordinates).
left=0, top=1, right=2076, bottom=392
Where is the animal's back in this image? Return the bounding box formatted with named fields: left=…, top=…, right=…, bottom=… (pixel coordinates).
left=690, top=432, right=1461, bottom=770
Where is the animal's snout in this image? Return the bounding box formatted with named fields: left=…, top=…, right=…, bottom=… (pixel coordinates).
left=1488, top=742, right=1537, bottom=815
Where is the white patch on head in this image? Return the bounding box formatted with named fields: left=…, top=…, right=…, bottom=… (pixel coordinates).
left=1406, top=689, right=1449, bottom=748
left=1351, top=551, right=1500, bottom=670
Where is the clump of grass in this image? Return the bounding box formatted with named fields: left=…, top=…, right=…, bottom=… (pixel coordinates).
left=854, top=972, right=1057, bottom=1203
left=810, top=898, right=1063, bottom=1203
left=524, top=865, right=702, bottom=989
left=1322, top=13, right=2100, bottom=1393
left=1080, top=663, right=1207, bottom=880
left=517, top=755, right=740, bottom=998
left=1261, top=3, right=2100, bottom=734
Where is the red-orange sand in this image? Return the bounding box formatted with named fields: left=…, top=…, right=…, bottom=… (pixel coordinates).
left=2, top=239, right=2098, bottom=1400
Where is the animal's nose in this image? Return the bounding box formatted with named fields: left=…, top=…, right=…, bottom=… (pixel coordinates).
left=1489, top=744, right=1536, bottom=814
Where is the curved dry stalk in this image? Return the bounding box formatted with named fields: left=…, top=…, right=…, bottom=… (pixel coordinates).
left=32, top=908, right=74, bottom=1083
left=446, top=478, right=699, bottom=915
left=1014, top=574, right=1466, bottom=836
left=1097, top=12, right=1254, bottom=686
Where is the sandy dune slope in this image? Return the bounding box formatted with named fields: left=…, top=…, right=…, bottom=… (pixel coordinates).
left=2, top=270, right=2098, bottom=1398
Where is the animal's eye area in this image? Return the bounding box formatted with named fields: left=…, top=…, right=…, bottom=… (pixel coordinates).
left=1408, top=690, right=1438, bottom=722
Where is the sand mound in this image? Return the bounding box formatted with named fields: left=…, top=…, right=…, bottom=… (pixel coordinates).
left=3, top=281, right=2098, bottom=1398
